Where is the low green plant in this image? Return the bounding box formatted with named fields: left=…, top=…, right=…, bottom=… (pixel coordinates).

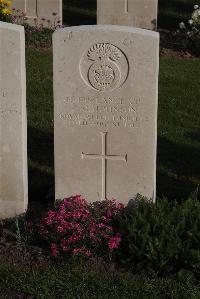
left=115, top=195, right=200, bottom=277
left=14, top=216, right=35, bottom=245
left=24, top=23, right=53, bottom=48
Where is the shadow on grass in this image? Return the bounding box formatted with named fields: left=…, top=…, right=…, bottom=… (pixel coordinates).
left=158, top=0, right=196, bottom=30
left=28, top=126, right=54, bottom=208
left=63, top=0, right=96, bottom=26
left=159, top=0, right=195, bottom=11
left=157, top=133, right=200, bottom=201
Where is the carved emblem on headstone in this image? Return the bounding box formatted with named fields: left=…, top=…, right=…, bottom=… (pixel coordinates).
left=80, top=43, right=129, bottom=92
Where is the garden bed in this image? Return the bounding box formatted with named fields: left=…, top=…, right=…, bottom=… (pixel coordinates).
left=1, top=197, right=200, bottom=298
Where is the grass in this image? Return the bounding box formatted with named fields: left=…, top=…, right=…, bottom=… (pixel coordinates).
left=26, top=49, right=54, bottom=206
left=63, top=0, right=197, bottom=30
left=0, top=263, right=200, bottom=298
left=26, top=48, right=200, bottom=204
left=63, top=0, right=96, bottom=26
left=158, top=58, right=200, bottom=199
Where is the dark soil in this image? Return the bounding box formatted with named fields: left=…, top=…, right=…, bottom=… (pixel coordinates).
left=0, top=220, right=48, bottom=268
left=159, top=29, right=200, bottom=58
left=160, top=47, right=194, bottom=58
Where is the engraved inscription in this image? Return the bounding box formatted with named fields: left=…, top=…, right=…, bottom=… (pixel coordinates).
left=59, top=96, right=144, bottom=129
left=80, top=43, right=129, bottom=92
left=0, top=109, right=21, bottom=118
left=81, top=132, right=127, bottom=200
left=123, top=38, right=134, bottom=47
left=0, top=89, right=7, bottom=98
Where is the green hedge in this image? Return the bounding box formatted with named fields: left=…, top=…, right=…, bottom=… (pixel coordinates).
left=115, top=196, right=200, bottom=277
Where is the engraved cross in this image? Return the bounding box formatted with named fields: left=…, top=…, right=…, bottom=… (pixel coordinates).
left=26, top=0, right=38, bottom=17
left=124, top=0, right=129, bottom=13
left=36, top=0, right=38, bottom=16
left=81, top=132, right=127, bottom=200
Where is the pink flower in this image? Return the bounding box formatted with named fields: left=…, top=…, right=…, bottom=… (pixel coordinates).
left=98, top=223, right=105, bottom=228
left=101, top=216, right=108, bottom=222
left=57, top=226, right=65, bottom=233
left=68, top=235, right=80, bottom=244
left=72, top=247, right=91, bottom=257
left=51, top=243, right=58, bottom=257
left=85, top=250, right=92, bottom=257
left=45, top=218, right=53, bottom=225
left=60, top=239, right=68, bottom=252
left=108, top=236, right=121, bottom=250
left=106, top=226, right=113, bottom=232
left=73, top=248, right=82, bottom=255
left=47, top=210, right=57, bottom=218
left=38, top=196, right=123, bottom=258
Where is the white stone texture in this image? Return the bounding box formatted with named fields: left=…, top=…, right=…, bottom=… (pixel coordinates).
left=0, top=22, right=28, bottom=219
left=53, top=25, right=159, bottom=205
left=97, top=0, right=158, bottom=30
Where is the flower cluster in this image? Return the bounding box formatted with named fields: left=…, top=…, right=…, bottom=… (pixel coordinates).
left=11, top=8, right=61, bottom=30
left=0, top=0, right=12, bottom=21
left=38, top=196, right=124, bottom=258
left=179, top=4, right=200, bottom=34
left=10, top=8, right=26, bottom=24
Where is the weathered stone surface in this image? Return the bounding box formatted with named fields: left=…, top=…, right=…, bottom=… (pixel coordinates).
left=0, top=22, right=28, bottom=219
left=53, top=25, right=159, bottom=204
left=11, top=0, right=62, bottom=27
left=97, top=0, right=158, bottom=30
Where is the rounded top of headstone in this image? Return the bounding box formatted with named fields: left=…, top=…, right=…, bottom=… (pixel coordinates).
left=53, top=25, right=159, bottom=39
left=0, top=21, right=24, bottom=32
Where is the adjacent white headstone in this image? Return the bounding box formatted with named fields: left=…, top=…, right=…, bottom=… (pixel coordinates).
left=53, top=25, right=159, bottom=205
left=97, top=0, right=158, bottom=30
left=0, top=22, right=28, bottom=219
left=12, top=0, right=62, bottom=27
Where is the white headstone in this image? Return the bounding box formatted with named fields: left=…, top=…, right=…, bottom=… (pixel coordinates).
left=11, top=0, right=62, bottom=27
left=97, top=0, right=158, bottom=30
left=0, top=22, right=28, bottom=219
left=53, top=25, right=159, bottom=205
